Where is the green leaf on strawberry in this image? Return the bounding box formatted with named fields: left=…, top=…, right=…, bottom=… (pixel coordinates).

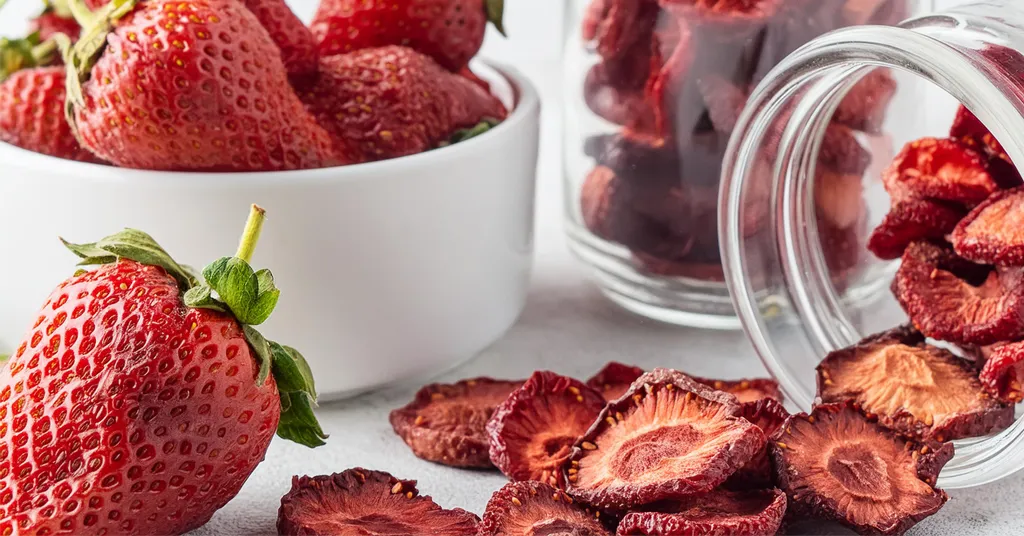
left=440, top=117, right=501, bottom=147
left=0, top=32, right=58, bottom=82
left=62, top=205, right=327, bottom=448
left=62, top=229, right=198, bottom=288
left=271, top=341, right=326, bottom=448
left=486, top=0, right=506, bottom=36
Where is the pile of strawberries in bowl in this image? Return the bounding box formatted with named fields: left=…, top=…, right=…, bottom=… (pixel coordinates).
left=0, top=0, right=508, bottom=170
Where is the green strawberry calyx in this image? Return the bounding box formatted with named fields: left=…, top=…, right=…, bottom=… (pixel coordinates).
left=486, top=0, right=506, bottom=37
left=62, top=205, right=328, bottom=448
left=439, top=117, right=501, bottom=148
left=0, top=32, right=59, bottom=83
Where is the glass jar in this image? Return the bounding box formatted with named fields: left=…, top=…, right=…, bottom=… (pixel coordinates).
left=724, top=0, right=1024, bottom=488
left=563, top=0, right=934, bottom=328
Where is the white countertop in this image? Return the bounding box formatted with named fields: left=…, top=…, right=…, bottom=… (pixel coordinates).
left=190, top=58, right=1024, bottom=535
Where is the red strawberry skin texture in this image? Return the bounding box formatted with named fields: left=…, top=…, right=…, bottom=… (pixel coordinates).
left=242, top=0, right=319, bottom=78
left=0, top=260, right=280, bottom=535
left=300, top=46, right=507, bottom=163
left=72, top=0, right=339, bottom=171
left=0, top=67, right=102, bottom=163
left=311, top=0, right=488, bottom=72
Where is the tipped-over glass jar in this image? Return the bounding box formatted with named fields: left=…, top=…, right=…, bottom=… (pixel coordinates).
left=564, top=0, right=935, bottom=327
left=723, top=0, right=1024, bottom=489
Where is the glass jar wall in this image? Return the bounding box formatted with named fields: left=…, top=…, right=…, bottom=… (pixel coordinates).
left=723, top=0, right=1024, bottom=488
left=563, top=0, right=934, bottom=328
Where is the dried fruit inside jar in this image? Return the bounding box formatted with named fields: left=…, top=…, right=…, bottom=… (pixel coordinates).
left=817, top=326, right=1013, bottom=441
left=571, top=0, right=897, bottom=284
left=565, top=369, right=765, bottom=511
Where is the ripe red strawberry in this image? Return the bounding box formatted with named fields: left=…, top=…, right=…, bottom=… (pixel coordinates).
left=311, top=0, right=505, bottom=72
left=65, top=0, right=339, bottom=171
left=0, top=206, right=326, bottom=535
left=0, top=36, right=101, bottom=162
left=299, top=46, right=507, bottom=163
left=242, top=0, right=319, bottom=78
left=30, top=7, right=81, bottom=41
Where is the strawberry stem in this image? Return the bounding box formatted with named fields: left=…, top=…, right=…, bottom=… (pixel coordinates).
left=235, top=204, right=266, bottom=263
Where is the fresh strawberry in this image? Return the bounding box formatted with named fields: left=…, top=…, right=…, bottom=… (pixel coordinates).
left=0, top=206, right=326, bottom=535
left=64, top=0, right=339, bottom=171
left=242, top=0, right=319, bottom=79
left=0, top=35, right=100, bottom=162
left=29, top=2, right=82, bottom=41
left=311, top=0, right=505, bottom=72
left=299, top=46, right=507, bottom=163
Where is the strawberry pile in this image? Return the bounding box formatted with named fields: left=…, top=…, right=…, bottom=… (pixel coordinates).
left=278, top=363, right=954, bottom=535
left=0, top=205, right=328, bottom=534
left=0, top=0, right=508, bottom=170
left=577, top=0, right=903, bottom=284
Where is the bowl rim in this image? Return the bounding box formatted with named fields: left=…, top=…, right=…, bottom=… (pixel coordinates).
left=0, top=60, right=540, bottom=184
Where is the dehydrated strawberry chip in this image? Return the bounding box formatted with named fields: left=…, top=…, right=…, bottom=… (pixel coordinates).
left=950, top=105, right=1023, bottom=189
left=479, top=481, right=612, bottom=535
left=833, top=68, right=898, bottom=133
left=818, top=327, right=1013, bottom=441
left=770, top=403, right=952, bottom=536
left=595, top=0, right=661, bottom=62
left=819, top=123, right=873, bottom=176
left=866, top=198, right=966, bottom=260
left=582, top=0, right=612, bottom=41
left=277, top=468, right=480, bottom=536
left=587, top=362, right=646, bottom=402
left=980, top=340, right=1024, bottom=403
left=565, top=369, right=765, bottom=511
left=616, top=488, right=787, bottom=535
left=690, top=377, right=784, bottom=404
left=725, top=398, right=791, bottom=491
left=487, top=371, right=607, bottom=488
left=882, top=137, right=997, bottom=206
left=389, top=377, right=524, bottom=468
left=952, top=187, right=1024, bottom=266
left=892, top=241, right=1024, bottom=345
left=696, top=75, right=749, bottom=134
left=660, top=0, right=783, bottom=37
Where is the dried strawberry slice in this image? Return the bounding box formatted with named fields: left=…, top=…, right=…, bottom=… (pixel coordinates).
left=950, top=105, right=1023, bottom=189
left=690, top=377, right=784, bottom=404
left=587, top=362, right=645, bottom=402
left=479, top=481, right=611, bottom=535
left=565, top=369, right=765, bottom=510
left=833, top=68, right=898, bottom=134
left=582, top=0, right=612, bottom=41
left=770, top=403, right=952, bottom=536
left=696, top=75, right=749, bottom=134
left=277, top=468, right=479, bottom=536
left=892, top=241, right=1024, bottom=345
left=882, top=137, right=997, bottom=206
left=866, top=198, right=966, bottom=260
left=585, top=63, right=656, bottom=129
left=616, top=488, right=787, bottom=535
left=725, top=398, right=791, bottom=491
left=952, top=187, right=1024, bottom=266
left=595, top=0, right=661, bottom=62
left=980, top=341, right=1024, bottom=403
left=487, top=371, right=607, bottom=488
left=660, top=0, right=783, bottom=36
left=389, top=377, right=524, bottom=468
left=818, top=327, right=1013, bottom=441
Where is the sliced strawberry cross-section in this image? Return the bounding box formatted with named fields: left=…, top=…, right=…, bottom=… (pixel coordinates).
left=882, top=137, right=997, bottom=207
left=487, top=371, right=606, bottom=488
left=818, top=326, right=1013, bottom=441
left=277, top=468, right=479, bottom=536
left=770, top=403, right=952, bottom=536
left=478, top=481, right=612, bottom=535
left=725, top=398, right=791, bottom=491
left=980, top=340, right=1024, bottom=403
left=565, top=369, right=765, bottom=511
left=586, top=362, right=646, bottom=402
left=892, top=241, right=1024, bottom=345
left=690, top=376, right=784, bottom=404
left=950, top=105, right=1023, bottom=189
left=952, top=187, right=1024, bottom=266
left=867, top=198, right=966, bottom=260
left=390, top=377, right=524, bottom=468
left=616, top=487, right=787, bottom=535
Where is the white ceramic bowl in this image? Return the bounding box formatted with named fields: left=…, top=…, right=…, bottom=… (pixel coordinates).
left=0, top=62, right=540, bottom=400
